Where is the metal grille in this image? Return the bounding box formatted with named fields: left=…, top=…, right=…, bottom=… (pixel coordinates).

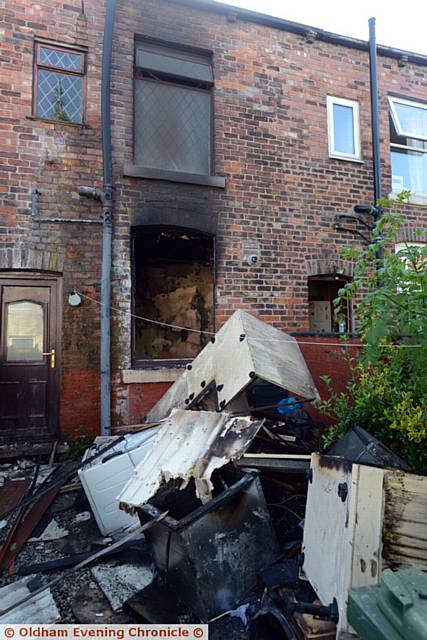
left=39, top=47, right=82, bottom=71
left=37, top=70, right=83, bottom=123
left=134, top=80, right=211, bottom=175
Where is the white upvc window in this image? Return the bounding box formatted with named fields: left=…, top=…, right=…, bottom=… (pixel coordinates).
left=389, top=97, right=427, bottom=141
left=395, top=241, right=426, bottom=252
left=389, top=96, right=427, bottom=199
left=394, top=241, right=426, bottom=291
left=327, top=96, right=361, bottom=161
left=395, top=242, right=426, bottom=270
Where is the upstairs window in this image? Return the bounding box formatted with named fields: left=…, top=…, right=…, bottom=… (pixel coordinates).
left=134, top=41, right=214, bottom=177
left=389, top=97, right=427, bottom=195
left=34, top=42, right=86, bottom=124
left=327, top=96, right=361, bottom=161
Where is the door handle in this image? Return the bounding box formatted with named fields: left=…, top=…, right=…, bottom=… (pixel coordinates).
left=42, top=349, right=55, bottom=369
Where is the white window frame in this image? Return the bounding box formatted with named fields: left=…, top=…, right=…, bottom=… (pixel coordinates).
left=395, top=241, right=425, bottom=253
left=394, top=242, right=426, bottom=290
left=327, top=96, right=361, bottom=161
left=388, top=96, right=427, bottom=141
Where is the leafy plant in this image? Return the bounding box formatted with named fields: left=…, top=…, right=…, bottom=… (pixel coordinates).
left=59, top=430, right=93, bottom=461
left=318, top=194, right=427, bottom=471
left=52, top=80, right=70, bottom=122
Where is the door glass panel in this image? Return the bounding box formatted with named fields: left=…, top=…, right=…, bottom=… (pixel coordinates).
left=6, top=302, right=44, bottom=362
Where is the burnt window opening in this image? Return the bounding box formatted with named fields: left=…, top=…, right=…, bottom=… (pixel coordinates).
left=134, top=40, right=214, bottom=176
left=132, top=227, right=214, bottom=363
left=308, top=275, right=351, bottom=333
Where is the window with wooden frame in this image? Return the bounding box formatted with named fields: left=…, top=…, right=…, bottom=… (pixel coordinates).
left=33, top=42, right=86, bottom=124
left=134, top=40, right=214, bottom=177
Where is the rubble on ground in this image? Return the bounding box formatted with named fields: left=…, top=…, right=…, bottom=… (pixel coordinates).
left=0, top=311, right=424, bottom=639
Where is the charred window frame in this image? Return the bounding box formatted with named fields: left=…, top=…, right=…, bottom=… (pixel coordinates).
left=33, top=42, right=86, bottom=124
left=133, top=40, right=214, bottom=179
left=131, top=226, right=215, bottom=368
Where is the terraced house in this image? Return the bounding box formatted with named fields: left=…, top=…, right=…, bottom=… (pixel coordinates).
left=1, top=0, right=426, bottom=443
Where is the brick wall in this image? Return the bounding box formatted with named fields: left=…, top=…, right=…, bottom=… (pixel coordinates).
left=108, top=0, right=427, bottom=427
left=0, top=0, right=105, bottom=440
left=2, top=0, right=427, bottom=439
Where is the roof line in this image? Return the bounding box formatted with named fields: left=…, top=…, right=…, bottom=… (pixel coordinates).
left=173, top=0, right=427, bottom=66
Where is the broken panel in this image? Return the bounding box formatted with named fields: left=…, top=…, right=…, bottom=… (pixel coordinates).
left=119, top=409, right=263, bottom=509
left=146, top=309, right=320, bottom=422
left=302, top=454, right=384, bottom=635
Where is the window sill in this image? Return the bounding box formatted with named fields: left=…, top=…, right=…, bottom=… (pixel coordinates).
left=26, top=115, right=89, bottom=128
left=328, top=153, right=364, bottom=164
left=122, top=366, right=186, bottom=384
left=389, top=191, right=427, bottom=206
left=123, top=164, right=226, bottom=188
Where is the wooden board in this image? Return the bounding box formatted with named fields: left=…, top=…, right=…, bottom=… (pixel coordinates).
left=383, top=469, right=427, bottom=570
left=0, top=479, right=31, bottom=518
left=303, top=456, right=427, bottom=637
left=302, top=455, right=384, bottom=635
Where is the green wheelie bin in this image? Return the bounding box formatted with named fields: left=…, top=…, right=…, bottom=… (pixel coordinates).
left=348, top=568, right=427, bottom=640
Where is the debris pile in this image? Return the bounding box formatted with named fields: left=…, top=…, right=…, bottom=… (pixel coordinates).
left=0, top=310, right=426, bottom=640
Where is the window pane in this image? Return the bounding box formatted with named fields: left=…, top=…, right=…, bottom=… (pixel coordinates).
left=391, top=147, right=427, bottom=194
left=37, top=70, right=83, bottom=123
left=333, top=104, right=355, bottom=154
left=393, top=102, right=427, bottom=139
left=136, top=47, right=213, bottom=82
left=6, top=302, right=44, bottom=362
left=388, top=115, right=427, bottom=150
left=134, top=80, right=211, bottom=175
left=39, top=47, right=83, bottom=72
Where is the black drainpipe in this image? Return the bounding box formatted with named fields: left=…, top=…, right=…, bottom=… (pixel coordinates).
left=79, top=0, right=116, bottom=435
left=368, top=18, right=382, bottom=217
left=368, top=18, right=383, bottom=267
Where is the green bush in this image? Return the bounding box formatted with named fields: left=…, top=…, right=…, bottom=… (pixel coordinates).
left=318, top=197, right=427, bottom=472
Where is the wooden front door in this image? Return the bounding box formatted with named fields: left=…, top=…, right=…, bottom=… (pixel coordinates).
left=0, top=275, right=61, bottom=442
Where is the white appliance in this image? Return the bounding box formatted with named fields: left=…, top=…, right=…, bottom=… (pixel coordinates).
left=79, top=428, right=157, bottom=535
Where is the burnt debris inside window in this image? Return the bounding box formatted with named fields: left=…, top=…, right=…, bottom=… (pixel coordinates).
left=308, top=275, right=351, bottom=333
left=134, top=41, right=213, bottom=175
left=132, top=227, right=214, bottom=362
left=34, top=43, right=85, bottom=124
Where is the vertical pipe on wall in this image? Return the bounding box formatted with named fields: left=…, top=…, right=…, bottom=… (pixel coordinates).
left=368, top=17, right=382, bottom=209
left=368, top=18, right=383, bottom=269
left=100, top=0, right=116, bottom=436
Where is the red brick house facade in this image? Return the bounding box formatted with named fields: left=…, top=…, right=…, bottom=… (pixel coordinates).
left=1, top=0, right=426, bottom=442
